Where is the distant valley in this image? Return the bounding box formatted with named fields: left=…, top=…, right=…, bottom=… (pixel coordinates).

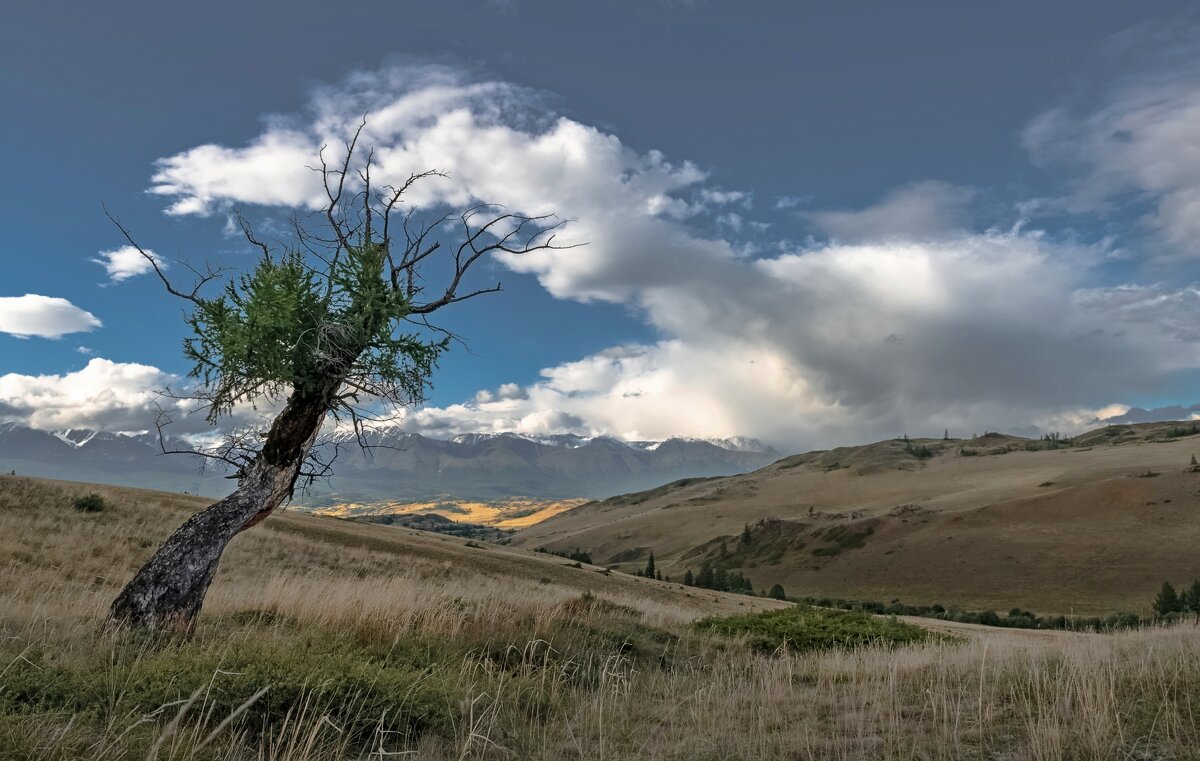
left=310, top=494, right=589, bottom=541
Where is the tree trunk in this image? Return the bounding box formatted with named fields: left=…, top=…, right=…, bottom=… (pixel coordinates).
left=108, top=392, right=326, bottom=630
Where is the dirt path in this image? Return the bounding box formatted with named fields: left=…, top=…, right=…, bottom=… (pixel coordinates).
left=901, top=615, right=1086, bottom=641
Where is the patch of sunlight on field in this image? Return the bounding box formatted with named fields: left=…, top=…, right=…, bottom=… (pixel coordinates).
left=309, top=495, right=589, bottom=528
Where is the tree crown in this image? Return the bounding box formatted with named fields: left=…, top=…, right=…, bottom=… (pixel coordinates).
left=184, top=240, right=442, bottom=422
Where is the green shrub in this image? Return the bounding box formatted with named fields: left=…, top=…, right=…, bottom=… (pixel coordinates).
left=72, top=493, right=105, bottom=512
left=694, top=605, right=928, bottom=653
left=796, top=595, right=1147, bottom=632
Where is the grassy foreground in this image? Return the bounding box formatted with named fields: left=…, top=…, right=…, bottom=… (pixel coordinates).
left=5, top=476, right=1200, bottom=759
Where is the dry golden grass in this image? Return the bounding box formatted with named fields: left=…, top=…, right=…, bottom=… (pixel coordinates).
left=0, top=475, right=775, bottom=632
left=5, top=475, right=1200, bottom=760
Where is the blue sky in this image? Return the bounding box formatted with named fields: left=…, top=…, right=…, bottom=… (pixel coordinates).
left=2, top=0, right=1199, bottom=450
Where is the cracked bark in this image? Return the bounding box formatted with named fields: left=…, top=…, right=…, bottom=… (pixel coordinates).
left=107, top=391, right=327, bottom=630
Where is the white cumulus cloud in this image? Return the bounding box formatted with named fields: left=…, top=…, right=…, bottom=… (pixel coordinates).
left=0, top=295, right=102, bottom=339
left=93, top=245, right=163, bottom=283
left=0, top=358, right=175, bottom=430
left=394, top=231, right=1192, bottom=449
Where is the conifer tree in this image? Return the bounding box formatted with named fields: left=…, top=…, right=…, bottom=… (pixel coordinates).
left=768, top=583, right=786, bottom=600
left=683, top=568, right=694, bottom=586
left=644, top=551, right=656, bottom=579
left=1187, top=580, right=1200, bottom=621
left=1154, top=581, right=1182, bottom=617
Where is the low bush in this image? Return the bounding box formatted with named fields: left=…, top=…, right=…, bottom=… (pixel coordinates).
left=71, top=493, right=105, bottom=512
left=797, top=596, right=1148, bottom=632
left=694, top=605, right=928, bottom=653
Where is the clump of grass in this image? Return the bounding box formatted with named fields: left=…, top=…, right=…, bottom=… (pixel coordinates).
left=693, top=604, right=928, bottom=653
left=72, top=493, right=105, bottom=512
left=1, top=625, right=459, bottom=754
left=810, top=523, right=874, bottom=556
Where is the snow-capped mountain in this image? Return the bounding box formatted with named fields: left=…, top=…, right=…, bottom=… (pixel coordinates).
left=0, top=422, right=781, bottom=502
left=631, top=436, right=778, bottom=454
left=0, top=423, right=218, bottom=494
left=310, top=429, right=780, bottom=501
left=345, top=428, right=779, bottom=455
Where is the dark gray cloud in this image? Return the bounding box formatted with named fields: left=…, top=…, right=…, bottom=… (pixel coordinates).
left=804, top=181, right=976, bottom=243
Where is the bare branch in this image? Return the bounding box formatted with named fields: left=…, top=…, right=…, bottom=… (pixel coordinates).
left=103, top=204, right=226, bottom=304
left=409, top=208, right=583, bottom=315
left=237, top=212, right=273, bottom=262
left=380, top=170, right=448, bottom=245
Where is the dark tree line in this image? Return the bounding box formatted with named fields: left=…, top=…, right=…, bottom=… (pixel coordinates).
left=1153, top=580, right=1200, bottom=619
left=536, top=547, right=593, bottom=565
left=678, top=559, right=777, bottom=597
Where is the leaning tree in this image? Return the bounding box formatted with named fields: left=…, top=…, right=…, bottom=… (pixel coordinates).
left=106, top=127, right=572, bottom=629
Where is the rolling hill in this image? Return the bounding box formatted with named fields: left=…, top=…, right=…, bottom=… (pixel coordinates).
left=512, top=421, right=1200, bottom=614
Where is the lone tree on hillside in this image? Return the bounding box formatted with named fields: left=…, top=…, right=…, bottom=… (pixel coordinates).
left=106, top=127, right=574, bottom=629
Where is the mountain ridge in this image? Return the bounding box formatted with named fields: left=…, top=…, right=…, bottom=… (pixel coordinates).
left=0, top=422, right=780, bottom=502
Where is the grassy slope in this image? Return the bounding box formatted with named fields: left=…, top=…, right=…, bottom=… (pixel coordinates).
left=6, top=475, right=1200, bottom=759
left=0, top=475, right=775, bottom=629
left=513, top=422, right=1200, bottom=614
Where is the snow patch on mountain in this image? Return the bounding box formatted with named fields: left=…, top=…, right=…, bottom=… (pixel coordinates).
left=52, top=429, right=99, bottom=448
left=327, top=427, right=776, bottom=454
